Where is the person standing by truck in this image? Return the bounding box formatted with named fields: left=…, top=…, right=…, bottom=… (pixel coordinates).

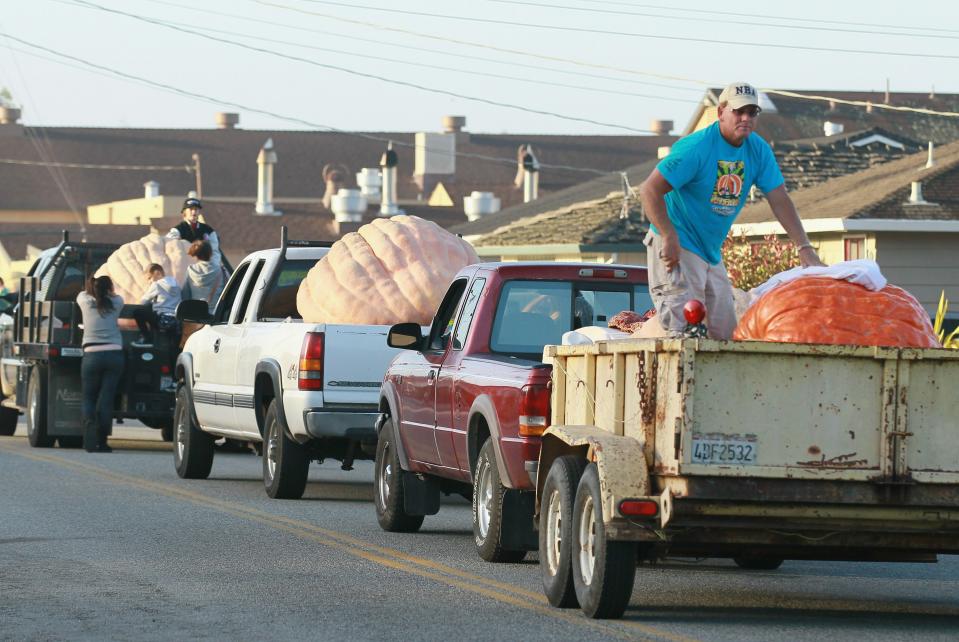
left=77, top=275, right=125, bottom=453
left=181, top=240, right=224, bottom=314
left=639, top=81, right=825, bottom=339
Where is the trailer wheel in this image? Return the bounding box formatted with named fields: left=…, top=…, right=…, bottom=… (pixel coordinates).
left=26, top=367, right=53, bottom=448
left=539, top=455, right=588, bottom=608
left=572, top=464, right=637, bottom=619
left=733, top=555, right=784, bottom=570
left=473, top=439, right=527, bottom=563
left=373, top=417, right=424, bottom=533
left=173, top=386, right=213, bottom=479
left=0, top=406, right=18, bottom=436
left=262, top=399, right=309, bottom=499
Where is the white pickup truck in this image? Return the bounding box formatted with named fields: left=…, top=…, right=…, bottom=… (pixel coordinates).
left=173, top=228, right=403, bottom=499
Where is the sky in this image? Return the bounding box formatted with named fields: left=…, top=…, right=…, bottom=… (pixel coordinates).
left=1, top=0, right=957, bottom=136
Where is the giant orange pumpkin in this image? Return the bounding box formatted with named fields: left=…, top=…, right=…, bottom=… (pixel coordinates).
left=733, top=277, right=940, bottom=348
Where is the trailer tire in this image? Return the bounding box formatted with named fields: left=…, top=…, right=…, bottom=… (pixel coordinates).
left=173, top=386, right=214, bottom=479
left=26, top=367, right=53, bottom=448
left=0, top=406, right=18, bottom=436
left=262, top=399, right=309, bottom=499
left=572, top=464, right=637, bottom=619
left=374, top=417, right=424, bottom=533
left=472, top=439, right=527, bottom=563
left=539, top=455, right=588, bottom=608
left=733, top=555, right=784, bottom=571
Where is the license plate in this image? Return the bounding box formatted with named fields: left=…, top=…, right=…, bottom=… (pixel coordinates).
left=60, top=347, right=83, bottom=357
left=691, top=433, right=758, bottom=465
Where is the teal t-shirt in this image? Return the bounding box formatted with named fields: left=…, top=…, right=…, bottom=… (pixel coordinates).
left=653, top=122, right=783, bottom=265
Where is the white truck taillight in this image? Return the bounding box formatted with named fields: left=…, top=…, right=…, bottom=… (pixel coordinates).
left=518, top=383, right=550, bottom=437
left=298, top=332, right=324, bottom=391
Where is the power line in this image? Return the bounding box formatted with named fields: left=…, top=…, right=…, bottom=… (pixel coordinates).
left=490, top=0, right=959, bottom=41
left=0, top=33, right=618, bottom=177
left=135, top=0, right=702, bottom=93
left=0, top=158, right=195, bottom=171
left=295, top=0, right=959, bottom=60
left=761, top=89, right=959, bottom=118
left=65, top=0, right=655, bottom=134
left=575, top=0, right=959, bottom=36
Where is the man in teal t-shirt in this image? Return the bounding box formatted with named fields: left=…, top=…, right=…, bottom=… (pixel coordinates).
left=639, top=81, right=824, bottom=339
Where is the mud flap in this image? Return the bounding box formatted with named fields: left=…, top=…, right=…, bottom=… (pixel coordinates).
left=501, top=489, right=538, bottom=550
left=403, top=474, right=441, bottom=516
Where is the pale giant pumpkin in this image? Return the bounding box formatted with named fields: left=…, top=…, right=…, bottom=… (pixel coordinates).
left=95, top=233, right=193, bottom=303
left=296, top=215, right=479, bottom=325
left=733, top=277, right=940, bottom=348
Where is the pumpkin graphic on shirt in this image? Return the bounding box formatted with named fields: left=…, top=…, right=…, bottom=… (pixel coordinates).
left=710, top=160, right=745, bottom=211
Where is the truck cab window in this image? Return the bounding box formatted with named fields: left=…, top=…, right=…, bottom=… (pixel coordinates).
left=452, top=278, right=486, bottom=351
left=258, top=259, right=315, bottom=320
left=213, top=262, right=250, bottom=324
left=427, top=278, right=468, bottom=352
left=232, top=260, right=265, bottom=324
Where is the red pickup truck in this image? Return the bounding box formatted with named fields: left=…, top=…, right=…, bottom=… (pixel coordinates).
left=374, top=262, right=651, bottom=562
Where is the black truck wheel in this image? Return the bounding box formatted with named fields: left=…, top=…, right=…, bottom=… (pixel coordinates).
left=0, top=406, right=18, bottom=436
left=539, top=455, right=587, bottom=608
left=571, top=464, right=637, bottom=619
left=473, top=439, right=527, bottom=563
left=160, top=420, right=174, bottom=442
left=262, top=400, right=309, bottom=499
left=173, top=386, right=214, bottom=479
left=57, top=436, right=83, bottom=449
left=26, top=367, right=53, bottom=448
left=373, top=417, right=424, bottom=533
left=141, top=416, right=175, bottom=442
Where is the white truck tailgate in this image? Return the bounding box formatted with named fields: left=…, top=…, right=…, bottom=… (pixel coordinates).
left=322, top=324, right=399, bottom=405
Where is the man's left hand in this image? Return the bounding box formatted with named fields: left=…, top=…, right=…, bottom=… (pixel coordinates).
left=799, top=246, right=826, bottom=268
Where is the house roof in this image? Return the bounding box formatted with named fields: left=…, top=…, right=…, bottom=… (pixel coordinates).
left=685, top=90, right=959, bottom=145
left=472, top=192, right=648, bottom=249
left=451, top=157, right=660, bottom=239
left=0, top=222, right=153, bottom=264
left=0, top=125, right=674, bottom=214
left=737, top=138, right=959, bottom=225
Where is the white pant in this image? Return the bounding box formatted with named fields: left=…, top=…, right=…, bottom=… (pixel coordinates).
left=643, top=231, right=737, bottom=340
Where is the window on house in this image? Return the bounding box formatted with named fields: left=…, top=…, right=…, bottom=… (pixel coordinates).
left=844, top=237, right=865, bottom=261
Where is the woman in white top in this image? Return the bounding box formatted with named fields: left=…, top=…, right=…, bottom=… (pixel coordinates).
left=76, top=275, right=125, bottom=453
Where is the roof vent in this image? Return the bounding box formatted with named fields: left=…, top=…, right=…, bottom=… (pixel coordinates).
left=256, top=138, right=280, bottom=216
left=463, top=191, right=501, bottom=221
left=322, top=164, right=347, bottom=210
left=925, top=141, right=935, bottom=169
left=215, top=112, right=239, bottom=129
left=0, top=105, right=21, bottom=124
left=331, top=188, right=367, bottom=223
left=442, top=115, right=466, bottom=133
left=144, top=181, right=160, bottom=199
left=649, top=119, right=673, bottom=136
left=908, top=181, right=928, bottom=205
left=823, top=121, right=844, bottom=137
left=356, top=168, right=382, bottom=202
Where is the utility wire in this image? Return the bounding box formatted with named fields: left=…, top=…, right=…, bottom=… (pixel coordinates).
left=0, top=33, right=616, bottom=177
left=761, top=89, right=959, bottom=118
left=0, top=158, right=194, bottom=171
left=295, top=0, right=959, bottom=60
left=489, top=0, right=959, bottom=41
left=66, top=0, right=655, bottom=134
left=574, top=0, right=959, bottom=36
left=134, top=0, right=701, bottom=93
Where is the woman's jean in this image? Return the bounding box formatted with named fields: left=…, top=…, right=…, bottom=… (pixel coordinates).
left=81, top=350, right=124, bottom=450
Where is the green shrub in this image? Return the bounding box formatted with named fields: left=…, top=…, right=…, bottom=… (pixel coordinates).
left=721, top=232, right=801, bottom=291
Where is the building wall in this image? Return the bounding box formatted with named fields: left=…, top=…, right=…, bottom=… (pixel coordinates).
left=873, top=232, right=959, bottom=314
left=88, top=195, right=180, bottom=225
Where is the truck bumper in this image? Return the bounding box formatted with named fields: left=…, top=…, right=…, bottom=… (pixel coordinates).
left=304, top=407, right=378, bottom=442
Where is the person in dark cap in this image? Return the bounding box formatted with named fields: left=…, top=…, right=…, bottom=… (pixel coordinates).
left=167, top=197, right=219, bottom=255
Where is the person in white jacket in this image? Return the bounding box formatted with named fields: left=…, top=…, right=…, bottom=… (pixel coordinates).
left=133, top=263, right=182, bottom=347
left=181, top=240, right=224, bottom=314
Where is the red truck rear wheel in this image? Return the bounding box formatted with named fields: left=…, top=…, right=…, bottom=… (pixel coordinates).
left=473, top=440, right=527, bottom=563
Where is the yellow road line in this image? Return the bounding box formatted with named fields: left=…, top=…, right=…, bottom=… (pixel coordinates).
left=0, top=442, right=699, bottom=642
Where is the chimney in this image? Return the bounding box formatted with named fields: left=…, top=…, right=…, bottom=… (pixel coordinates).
left=925, top=141, right=935, bottom=169
left=463, top=191, right=501, bottom=222
left=908, top=181, right=927, bottom=204
left=930, top=85, right=936, bottom=100
left=522, top=145, right=539, bottom=203
left=322, top=164, right=347, bottom=210
left=144, top=180, right=160, bottom=199
left=823, top=121, right=844, bottom=137
left=649, top=119, right=673, bottom=136
left=215, top=112, right=239, bottom=129
left=0, top=105, right=21, bottom=124
left=356, top=168, right=382, bottom=202
left=255, top=138, right=280, bottom=215
left=331, top=188, right=368, bottom=235
left=414, top=123, right=456, bottom=195
left=885, top=78, right=891, bottom=104
left=379, top=142, right=403, bottom=217
left=442, top=115, right=469, bottom=144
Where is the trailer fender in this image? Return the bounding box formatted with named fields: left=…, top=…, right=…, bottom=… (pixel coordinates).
left=536, top=425, right=650, bottom=524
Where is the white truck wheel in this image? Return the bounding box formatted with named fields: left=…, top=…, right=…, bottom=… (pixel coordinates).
left=571, top=463, right=637, bottom=619
left=262, top=400, right=309, bottom=499
left=173, top=386, right=214, bottom=479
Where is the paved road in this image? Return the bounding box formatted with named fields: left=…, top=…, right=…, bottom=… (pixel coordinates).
left=2, top=418, right=958, bottom=641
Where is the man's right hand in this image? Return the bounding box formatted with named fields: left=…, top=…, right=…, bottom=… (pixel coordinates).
left=660, top=233, right=681, bottom=271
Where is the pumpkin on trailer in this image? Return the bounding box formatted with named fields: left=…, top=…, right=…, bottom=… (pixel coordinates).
left=733, top=277, right=940, bottom=348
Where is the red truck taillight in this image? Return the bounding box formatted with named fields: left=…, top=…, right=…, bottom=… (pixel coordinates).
left=298, top=332, right=324, bottom=391
left=519, top=383, right=550, bottom=437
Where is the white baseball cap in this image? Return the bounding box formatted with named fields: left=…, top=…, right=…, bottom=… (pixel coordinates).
left=718, top=82, right=761, bottom=111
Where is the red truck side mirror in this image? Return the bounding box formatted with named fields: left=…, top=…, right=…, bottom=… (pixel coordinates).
left=387, top=322, right=423, bottom=350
